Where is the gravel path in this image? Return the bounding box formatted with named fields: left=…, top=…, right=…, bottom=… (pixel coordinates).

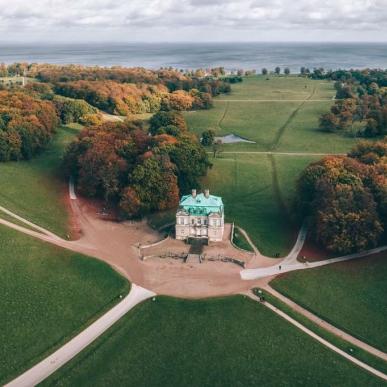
left=247, top=292, right=387, bottom=382
left=264, top=286, right=387, bottom=362
left=241, top=245, right=387, bottom=280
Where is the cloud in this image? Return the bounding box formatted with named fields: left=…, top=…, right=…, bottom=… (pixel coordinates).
left=0, top=0, right=386, bottom=41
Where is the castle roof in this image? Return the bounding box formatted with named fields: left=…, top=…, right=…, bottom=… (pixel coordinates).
left=179, top=192, right=223, bottom=216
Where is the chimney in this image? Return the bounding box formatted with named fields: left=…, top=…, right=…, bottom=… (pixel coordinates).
left=204, top=189, right=210, bottom=198
left=192, top=189, right=197, bottom=198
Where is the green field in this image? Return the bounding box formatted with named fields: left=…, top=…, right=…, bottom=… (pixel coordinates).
left=0, top=125, right=79, bottom=238
left=45, top=296, right=381, bottom=386
left=0, top=225, right=129, bottom=384
left=185, top=75, right=362, bottom=255
left=202, top=153, right=319, bottom=256
left=185, top=75, right=356, bottom=153
left=271, top=253, right=387, bottom=352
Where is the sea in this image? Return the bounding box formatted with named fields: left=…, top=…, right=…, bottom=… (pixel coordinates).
left=0, top=42, right=387, bottom=72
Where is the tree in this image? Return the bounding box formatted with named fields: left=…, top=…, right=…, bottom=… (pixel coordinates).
left=284, top=68, right=290, bottom=75
left=298, top=152, right=385, bottom=254
left=262, top=68, right=268, bottom=75
left=149, top=111, right=187, bottom=135
left=63, top=118, right=211, bottom=218
left=275, top=67, right=281, bottom=75
left=201, top=130, right=215, bottom=146
left=319, top=113, right=339, bottom=132
left=169, top=133, right=211, bottom=192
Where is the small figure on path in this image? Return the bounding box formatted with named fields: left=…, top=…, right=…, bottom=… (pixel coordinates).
left=279, top=265, right=282, bottom=270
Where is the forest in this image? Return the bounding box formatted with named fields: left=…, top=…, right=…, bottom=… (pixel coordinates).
left=316, top=69, right=387, bottom=137
left=298, top=138, right=386, bottom=254
left=0, top=90, right=58, bottom=161
left=63, top=111, right=211, bottom=218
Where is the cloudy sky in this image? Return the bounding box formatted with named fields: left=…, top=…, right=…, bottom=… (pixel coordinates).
left=0, top=0, right=386, bottom=42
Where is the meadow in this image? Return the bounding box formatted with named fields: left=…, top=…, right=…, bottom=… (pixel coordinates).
left=271, top=252, right=387, bottom=352
left=0, top=125, right=80, bottom=238
left=0, top=225, right=129, bottom=384
left=185, top=75, right=362, bottom=255
left=44, top=296, right=381, bottom=387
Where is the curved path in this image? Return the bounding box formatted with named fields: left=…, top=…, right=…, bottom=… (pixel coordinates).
left=235, top=225, right=260, bottom=255
left=2, top=184, right=387, bottom=383
left=247, top=292, right=387, bottom=382
left=241, top=245, right=387, bottom=280
left=5, top=284, right=156, bottom=387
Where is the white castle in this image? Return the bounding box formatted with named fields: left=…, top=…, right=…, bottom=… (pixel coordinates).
left=175, top=189, right=224, bottom=242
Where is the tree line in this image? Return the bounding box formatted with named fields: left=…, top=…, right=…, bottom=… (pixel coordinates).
left=298, top=138, right=386, bottom=254
left=63, top=111, right=211, bottom=218
left=0, top=90, right=58, bottom=161
left=318, top=69, right=387, bottom=137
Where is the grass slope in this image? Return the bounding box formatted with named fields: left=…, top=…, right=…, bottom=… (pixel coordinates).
left=46, top=296, right=381, bottom=386
left=271, top=253, right=387, bottom=352
left=203, top=154, right=318, bottom=256
left=184, top=75, right=363, bottom=255
left=0, top=125, right=79, bottom=238
left=0, top=225, right=129, bottom=384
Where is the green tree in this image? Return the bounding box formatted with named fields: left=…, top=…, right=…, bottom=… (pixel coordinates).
left=201, top=130, right=215, bottom=146
left=149, top=111, right=187, bottom=135
left=274, top=67, right=281, bottom=75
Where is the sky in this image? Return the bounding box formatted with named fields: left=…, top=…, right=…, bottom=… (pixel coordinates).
left=0, top=0, right=386, bottom=43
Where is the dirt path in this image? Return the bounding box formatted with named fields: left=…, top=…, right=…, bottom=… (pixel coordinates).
left=270, top=86, right=316, bottom=151
left=235, top=226, right=260, bottom=255
left=241, top=245, right=387, bottom=280
left=5, top=284, right=156, bottom=387
left=217, top=101, right=229, bottom=131
left=246, top=292, right=387, bottom=382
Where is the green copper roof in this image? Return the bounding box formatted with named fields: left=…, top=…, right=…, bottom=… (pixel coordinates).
left=179, top=193, right=223, bottom=216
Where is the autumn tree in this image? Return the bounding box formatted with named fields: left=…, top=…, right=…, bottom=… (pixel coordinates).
left=298, top=145, right=386, bottom=254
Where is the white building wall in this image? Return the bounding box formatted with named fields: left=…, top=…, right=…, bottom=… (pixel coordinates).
left=175, top=213, right=224, bottom=242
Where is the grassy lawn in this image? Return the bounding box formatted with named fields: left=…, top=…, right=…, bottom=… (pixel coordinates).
left=0, top=225, right=129, bottom=384
left=233, top=227, right=254, bottom=252
left=256, top=289, right=387, bottom=375
left=0, top=125, right=80, bottom=238
left=183, top=75, right=364, bottom=256
left=45, top=296, right=381, bottom=386
left=273, top=154, right=321, bottom=214
left=271, top=253, right=387, bottom=352
left=276, top=100, right=357, bottom=153
left=217, top=75, right=334, bottom=101
left=203, top=154, right=294, bottom=256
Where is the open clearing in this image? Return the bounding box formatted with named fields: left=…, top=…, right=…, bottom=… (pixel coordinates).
left=185, top=75, right=362, bottom=255
left=44, top=296, right=381, bottom=387
left=271, top=252, right=387, bottom=353
left=0, top=125, right=80, bottom=238
left=0, top=225, right=129, bottom=385
left=202, top=153, right=320, bottom=256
